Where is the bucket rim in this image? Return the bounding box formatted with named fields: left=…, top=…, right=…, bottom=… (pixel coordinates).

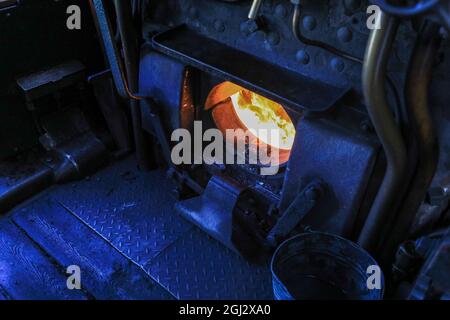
left=270, top=231, right=385, bottom=300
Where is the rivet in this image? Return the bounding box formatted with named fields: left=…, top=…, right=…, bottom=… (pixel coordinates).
left=337, top=26, right=353, bottom=42
left=275, top=4, right=287, bottom=18
left=296, top=50, right=310, bottom=65
left=331, top=58, right=345, bottom=72
left=303, top=16, right=317, bottom=31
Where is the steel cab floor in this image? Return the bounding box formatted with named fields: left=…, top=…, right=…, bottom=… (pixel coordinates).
left=0, top=156, right=273, bottom=300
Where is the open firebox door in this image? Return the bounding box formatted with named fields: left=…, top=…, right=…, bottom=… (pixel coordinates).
left=205, top=81, right=296, bottom=166
left=176, top=82, right=300, bottom=260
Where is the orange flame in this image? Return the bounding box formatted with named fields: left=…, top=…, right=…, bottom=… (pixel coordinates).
left=230, top=89, right=296, bottom=150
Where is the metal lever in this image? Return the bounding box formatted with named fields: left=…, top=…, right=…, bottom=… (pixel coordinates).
left=248, top=0, right=263, bottom=20
left=267, top=181, right=323, bottom=247
left=90, top=0, right=155, bottom=170
left=89, top=0, right=141, bottom=101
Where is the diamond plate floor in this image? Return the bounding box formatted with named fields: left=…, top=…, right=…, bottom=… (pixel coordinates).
left=0, top=156, right=273, bottom=300
left=0, top=220, right=88, bottom=300
left=11, top=197, right=173, bottom=300
left=145, top=228, right=273, bottom=299
left=49, top=158, right=194, bottom=266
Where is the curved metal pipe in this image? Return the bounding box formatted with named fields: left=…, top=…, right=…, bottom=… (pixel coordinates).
left=113, top=0, right=152, bottom=170
left=114, top=0, right=139, bottom=91
left=90, top=0, right=149, bottom=170
left=292, top=4, right=363, bottom=64
left=381, top=22, right=441, bottom=263
left=89, top=0, right=142, bottom=100
left=357, top=12, right=408, bottom=252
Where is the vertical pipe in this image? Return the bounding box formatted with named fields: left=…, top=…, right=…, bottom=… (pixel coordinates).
left=114, top=0, right=152, bottom=170
left=381, top=22, right=441, bottom=263
left=357, top=12, right=408, bottom=252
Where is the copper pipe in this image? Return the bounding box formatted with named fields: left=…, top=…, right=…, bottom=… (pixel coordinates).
left=381, top=22, right=441, bottom=263
left=89, top=0, right=142, bottom=101
left=357, top=12, right=408, bottom=252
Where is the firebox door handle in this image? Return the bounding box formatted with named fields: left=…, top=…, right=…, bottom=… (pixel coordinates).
left=266, top=181, right=324, bottom=247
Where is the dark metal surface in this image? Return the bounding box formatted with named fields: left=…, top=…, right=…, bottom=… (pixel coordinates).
left=279, top=118, right=379, bottom=237
left=381, top=22, right=441, bottom=264
left=370, top=0, right=440, bottom=17
left=267, top=181, right=322, bottom=246
left=46, top=157, right=273, bottom=299
left=292, top=3, right=363, bottom=64
left=0, top=157, right=273, bottom=299
left=152, top=25, right=349, bottom=113
left=139, top=49, right=187, bottom=132
left=0, top=220, right=88, bottom=300
left=16, top=60, right=85, bottom=100
left=0, top=0, right=103, bottom=160
left=88, top=70, right=132, bottom=155
left=40, top=108, right=108, bottom=183
left=408, top=228, right=450, bottom=299
left=143, top=0, right=421, bottom=118
left=145, top=228, right=274, bottom=300
left=12, top=197, right=173, bottom=300
left=176, top=175, right=250, bottom=255
left=50, top=157, right=193, bottom=265
left=0, top=153, right=53, bottom=213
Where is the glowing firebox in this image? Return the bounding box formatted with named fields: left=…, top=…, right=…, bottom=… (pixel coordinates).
left=205, top=81, right=296, bottom=166
left=229, top=90, right=296, bottom=150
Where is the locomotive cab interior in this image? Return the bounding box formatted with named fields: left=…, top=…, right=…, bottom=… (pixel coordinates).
left=0, top=0, right=449, bottom=301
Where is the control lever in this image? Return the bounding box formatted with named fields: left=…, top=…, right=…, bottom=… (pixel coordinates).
left=267, top=181, right=323, bottom=247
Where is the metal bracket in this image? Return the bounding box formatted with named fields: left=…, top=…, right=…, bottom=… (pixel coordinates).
left=267, top=181, right=323, bottom=246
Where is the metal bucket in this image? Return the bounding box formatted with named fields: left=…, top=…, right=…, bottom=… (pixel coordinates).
left=271, top=232, right=384, bottom=300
